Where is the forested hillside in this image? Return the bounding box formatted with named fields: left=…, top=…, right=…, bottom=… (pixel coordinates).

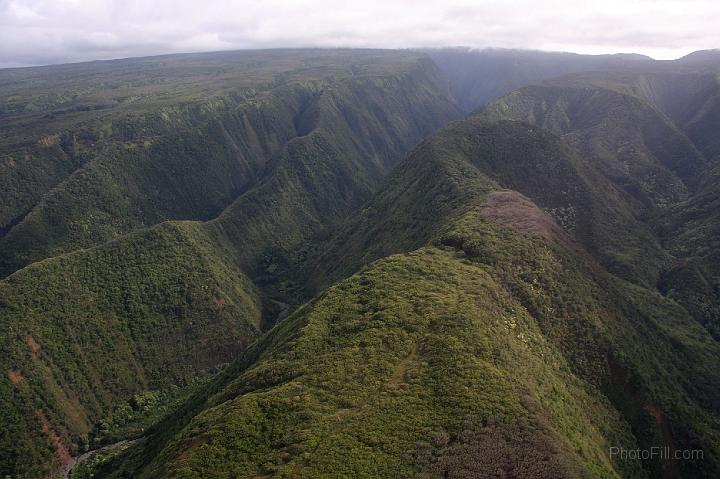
left=478, top=62, right=720, bottom=337
left=1, top=48, right=719, bottom=479
left=102, top=120, right=720, bottom=479
left=0, top=50, right=460, bottom=478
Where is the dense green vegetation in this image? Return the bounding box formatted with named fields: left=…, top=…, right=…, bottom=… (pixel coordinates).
left=97, top=115, right=720, bottom=478
left=306, top=118, right=666, bottom=294
left=0, top=50, right=459, bottom=278
left=477, top=68, right=720, bottom=339
left=0, top=49, right=460, bottom=477
left=0, top=222, right=261, bottom=478
left=102, top=202, right=719, bottom=478
left=2, top=48, right=720, bottom=478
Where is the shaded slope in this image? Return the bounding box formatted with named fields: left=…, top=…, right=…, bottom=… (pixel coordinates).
left=0, top=50, right=459, bottom=278
left=658, top=166, right=720, bottom=338
left=480, top=83, right=706, bottom=199
left=308, top=119, right=666, bottom=292
left=202, top=64, right=460, bottom=278
left=478, top=83, right=711, bottom=284
left=424, top=47, right=653, bottom=111
left=477, top=66, right=720, bottom=337
left=0, top=222, right=261, bottom=478
left=537, top=66, right=720, bottom=163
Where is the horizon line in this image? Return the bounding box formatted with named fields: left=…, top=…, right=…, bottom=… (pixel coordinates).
left=2, top=45, right=718, bottom=71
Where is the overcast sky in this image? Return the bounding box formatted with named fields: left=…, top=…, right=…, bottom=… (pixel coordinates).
left=0, top=0, right=718, bottom=68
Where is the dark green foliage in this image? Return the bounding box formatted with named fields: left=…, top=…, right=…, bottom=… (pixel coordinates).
left=0, top=222, right=261, bottom=478
left=475, top=67, right=720, bottom=340
left=2, top=48, right=720, bottom=479
left=0, top=49, right=460, bottom=477
left=658, top=165, right=720, bottom=337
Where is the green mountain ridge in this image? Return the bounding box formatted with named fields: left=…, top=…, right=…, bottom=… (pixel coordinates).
left=0, top=50, right=460, bottom=478
left=100, top=120, right=720, bottom=478
left=1, top=48, right=719, bottom=479
left=477, top=69, right=720, bottom=338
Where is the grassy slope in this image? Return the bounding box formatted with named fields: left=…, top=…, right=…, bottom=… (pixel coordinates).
left=101, top=119, right=720, bottom=479
left=103, top=204, right=719, bottom=479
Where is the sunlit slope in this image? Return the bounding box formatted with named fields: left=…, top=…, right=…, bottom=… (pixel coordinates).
left=106, top=203, right=719, bottom=479
left=104, top=120, right=720, bottom=479
left=0, top=50, right=460, bottom=478
left=0, top=221, right=261, bottom=478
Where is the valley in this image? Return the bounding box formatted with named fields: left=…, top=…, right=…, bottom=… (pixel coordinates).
left=1, top=47, right=719, bottom=478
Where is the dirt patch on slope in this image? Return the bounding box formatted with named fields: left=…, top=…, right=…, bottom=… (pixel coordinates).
left=35, top=409, right=72, bottom=466
left=26, top=335, right=41, bottom=354
left=7, top=368, right=23, bottom=384
left=38, top=135, right=59, bottom=147
left=481, top=190, right=575, bottom=248
left=387, top=344, right=418, bottom=388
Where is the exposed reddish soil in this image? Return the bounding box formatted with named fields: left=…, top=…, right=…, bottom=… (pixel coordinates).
left=35, top=409, right=72, bottom=466
left=26, top=335, right=41, bottom=354
left=7, top=368, right=23, bottom=385
left=481, top=190, right=574, bottom=248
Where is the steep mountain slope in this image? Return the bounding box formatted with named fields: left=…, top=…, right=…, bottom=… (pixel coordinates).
left=475, top=63, right=720, bottom=340
left=535, top=65, right=720, bottom=163
left=0, top=50, right=459, bottom=278
left=307, top=119, right=666, bottom=292
left=658, top=166, right=720, bottom=338
left=4, top=48, right=720, bottom=479
left=102, top=120, right=720, bottom=479
left=0, top=50, right=460, bottom=478
left=478, top=83, right=704, bottom=280
left=0, top=222, right=261, bottom=478
left=424, top=48, right=653, bottom=111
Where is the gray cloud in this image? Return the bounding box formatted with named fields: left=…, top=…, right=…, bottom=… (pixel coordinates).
left=0, top=0, right=718, bottom=67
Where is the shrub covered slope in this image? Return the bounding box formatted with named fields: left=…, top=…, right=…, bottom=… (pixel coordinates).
left=2, top=49, right=720, bottom=479
left=102, top=121, right=720, bottom=479
left=0, top=49, right=460, bottom=478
